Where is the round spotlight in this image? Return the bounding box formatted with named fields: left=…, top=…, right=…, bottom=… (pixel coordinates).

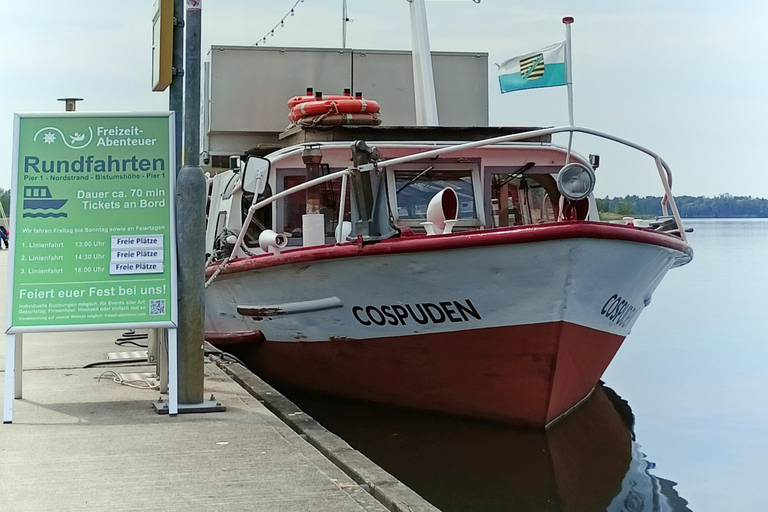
left=556, top=163, right=596, bottom=201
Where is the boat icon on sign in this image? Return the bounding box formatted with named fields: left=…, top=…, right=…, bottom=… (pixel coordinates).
left=23, top=186, right=68, bottom=218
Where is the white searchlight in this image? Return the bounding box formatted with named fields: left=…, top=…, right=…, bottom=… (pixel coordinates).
left=556, top=162, right=596, bottom=201
left=258, top=230, right=288, bottom=255
left=421, top=187, right=459, bottom=235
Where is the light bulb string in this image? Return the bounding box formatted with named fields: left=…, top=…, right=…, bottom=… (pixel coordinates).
left=253, top=0, right=306, bottom=46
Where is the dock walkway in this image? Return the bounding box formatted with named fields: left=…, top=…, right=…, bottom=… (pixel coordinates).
left=0, top=250, right=437, bottom=512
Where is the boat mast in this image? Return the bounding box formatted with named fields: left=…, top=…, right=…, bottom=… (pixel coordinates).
left=408, top=0, right=439, bottom=126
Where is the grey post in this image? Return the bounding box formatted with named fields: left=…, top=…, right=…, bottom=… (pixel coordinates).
left=159, top=0, right=184, bottom=393
left=176, top=0, right=206, bottom=404
left=170, top=1, right=183, bottom=170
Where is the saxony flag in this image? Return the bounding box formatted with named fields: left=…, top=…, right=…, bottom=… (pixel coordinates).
left=497, top=42, right=567, bottom=93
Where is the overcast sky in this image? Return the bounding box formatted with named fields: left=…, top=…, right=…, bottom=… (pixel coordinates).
left=2, top=0, right=767, bottom=199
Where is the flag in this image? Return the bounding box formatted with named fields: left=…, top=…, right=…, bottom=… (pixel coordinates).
left=496, top=42, right=567, bottom=93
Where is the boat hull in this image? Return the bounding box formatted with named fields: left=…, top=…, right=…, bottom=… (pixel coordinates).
left=205, top=223, right=691, bottom=426
left=244, top=321, right=623, bottom=427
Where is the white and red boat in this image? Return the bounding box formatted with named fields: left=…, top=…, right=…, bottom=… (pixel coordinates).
left=203, top=121, right=692, bottom=427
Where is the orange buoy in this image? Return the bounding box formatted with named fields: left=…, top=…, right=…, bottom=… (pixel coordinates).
left=292, top=112, right=382, bottom=127
left=287, top=94, right=352, bottom=109
left=288, top=98, right=380, bottom=123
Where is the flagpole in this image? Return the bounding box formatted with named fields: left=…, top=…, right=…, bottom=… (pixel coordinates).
left=563, top=16, right=575, bottom=163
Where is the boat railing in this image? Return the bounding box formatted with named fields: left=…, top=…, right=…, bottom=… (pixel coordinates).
left=206, top=124, right=687, bottom=286
left=366, top=124, right=687, bottom=242
left=205, top=168, right=352, bottom=287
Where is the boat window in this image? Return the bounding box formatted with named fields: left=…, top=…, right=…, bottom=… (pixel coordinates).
left=490, top=174, right=557, bottom=227
left=277, top=170, right=351, bottom=244
left=394, top=168, right=477, bottom=224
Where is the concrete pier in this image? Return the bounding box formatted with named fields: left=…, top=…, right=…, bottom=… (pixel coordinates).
left=0, top=250, right=437, bottom=512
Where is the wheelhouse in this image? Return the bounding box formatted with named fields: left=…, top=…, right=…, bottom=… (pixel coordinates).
left=204, top=122, right=688, bottom=266
left=205, top=140, right=599, bottom=259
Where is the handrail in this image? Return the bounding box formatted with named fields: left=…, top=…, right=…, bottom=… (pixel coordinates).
left=206, top=168, right=353, bottom=287
left=337, top=173, right=349, bottom=243
left=245, top=168, right=353, bottom=226
left=369, top=124, right=686, bottom=242
left=208, top=124, right=687, bottom=288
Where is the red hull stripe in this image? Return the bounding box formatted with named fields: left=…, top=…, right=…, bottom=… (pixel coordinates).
left=207, top=221, right=692, bottom=277
left=229, top=321, right=624, bottom=427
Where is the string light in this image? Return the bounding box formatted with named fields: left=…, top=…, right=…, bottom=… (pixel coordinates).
left=254, top=0, right=480, bottom=47
left=254, top=0, right=305, bottom=46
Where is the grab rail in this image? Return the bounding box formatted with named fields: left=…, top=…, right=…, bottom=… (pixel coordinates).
left=207, top=124, right=688, bottom=287
left=368, top=124, right=686, bottom=242
left=206, top=168, right=353, bottom=287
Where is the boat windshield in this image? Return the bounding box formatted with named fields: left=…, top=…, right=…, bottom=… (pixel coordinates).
left=273, top=170, right=351, bottom=245
left=394, top=169, right=476, bottom=222
left=390, top=163, right=559, bottom=230
left=489, top=174, right=558, bottom=226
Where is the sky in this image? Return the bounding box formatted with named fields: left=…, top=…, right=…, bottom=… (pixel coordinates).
left=2, top=0, right=767, bottom=199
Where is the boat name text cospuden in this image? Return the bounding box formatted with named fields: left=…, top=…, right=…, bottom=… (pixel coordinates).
left=352, top=299, right=481, bottom=327
left=601, top=294, right=638, bottom=328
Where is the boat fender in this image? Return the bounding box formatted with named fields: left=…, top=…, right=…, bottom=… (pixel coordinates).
left=258, top=230, right=288, bottom=255
left=422, top=187, right=459, bottom=235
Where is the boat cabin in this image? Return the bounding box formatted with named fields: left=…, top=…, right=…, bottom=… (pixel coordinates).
left=205, top=125, right=600, bottom=261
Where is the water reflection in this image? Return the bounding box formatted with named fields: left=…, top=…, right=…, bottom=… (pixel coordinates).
left=283, top=384, right=691, bottom=512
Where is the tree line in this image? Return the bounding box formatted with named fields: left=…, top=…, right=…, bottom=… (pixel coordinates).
left=596, top=194, right=768, bottom=218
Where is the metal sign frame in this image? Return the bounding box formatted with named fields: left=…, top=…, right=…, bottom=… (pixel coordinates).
left=4, top=112, right=179, bottom=423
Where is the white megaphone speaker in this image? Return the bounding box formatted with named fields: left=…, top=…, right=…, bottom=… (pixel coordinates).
left=258, top=230, right=288, bottom=255
left=421, top=187, right=459, bottom=235
left=335, top=220, right=352, bottom=243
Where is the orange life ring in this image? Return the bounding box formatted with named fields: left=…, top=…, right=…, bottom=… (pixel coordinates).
left=288, top=99, right=380, bottom=123
left=292, top=112, right=382, bottom=127
left=287, top=94, right=350, bottom=109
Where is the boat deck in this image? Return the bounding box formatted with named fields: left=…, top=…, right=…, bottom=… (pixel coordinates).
left=0, top=250, right=434, bottom=512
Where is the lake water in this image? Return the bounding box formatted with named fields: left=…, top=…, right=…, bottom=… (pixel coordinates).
left=276, top=219, right=768, bottom=512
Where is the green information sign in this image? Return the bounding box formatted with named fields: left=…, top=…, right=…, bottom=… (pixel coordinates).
left=7, top=112, right=177, bottom=332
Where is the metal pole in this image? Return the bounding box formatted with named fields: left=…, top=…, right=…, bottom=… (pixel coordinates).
left=408, top=0, right=439, bottom=126
left=563, top=16, right=575, bottom=163
left=342, top=0, right=348, bottom=48
left=3, top=335, right=16, bottom=423
left=170, top=1, right=184, bottom=172
left=57, top=98, right=83, bottom=111
left=176, top=0, right=206, bottom=404
left=563, top=17, right=575, bottom=127
left=158, top=0, right=185, bottom=408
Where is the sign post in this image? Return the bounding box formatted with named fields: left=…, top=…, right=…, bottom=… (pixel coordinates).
left=4, top=112, right=178, bottom=423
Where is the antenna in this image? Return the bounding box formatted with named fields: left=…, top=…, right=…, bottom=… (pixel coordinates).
left=342, top=0, right=348, bottom=48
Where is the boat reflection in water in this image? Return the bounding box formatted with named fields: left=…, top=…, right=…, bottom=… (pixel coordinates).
left=283, top=384, right=691, bottom=512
